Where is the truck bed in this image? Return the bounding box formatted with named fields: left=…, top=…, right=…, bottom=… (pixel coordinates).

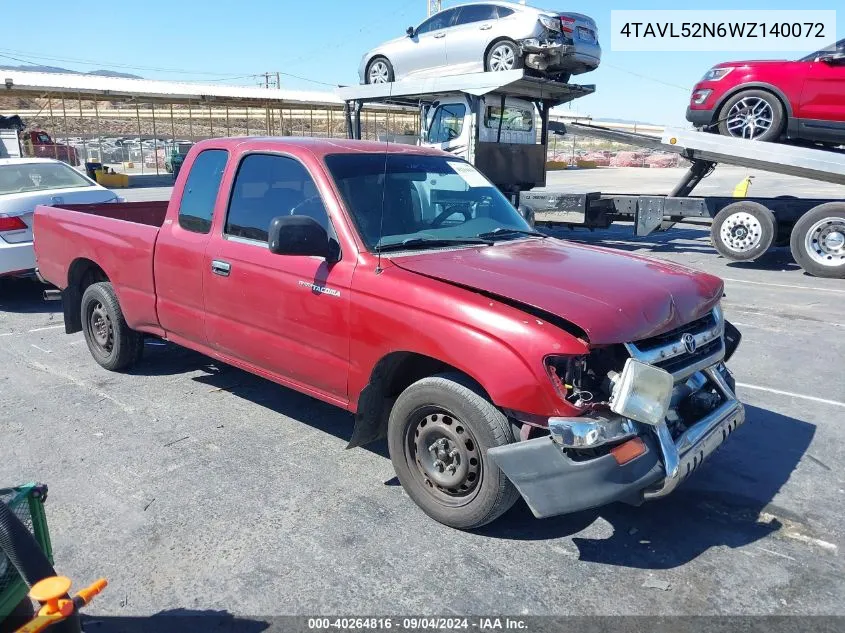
left=55, top=201, right=169, bottom=227
left=34, top=201, right=166, bottom=333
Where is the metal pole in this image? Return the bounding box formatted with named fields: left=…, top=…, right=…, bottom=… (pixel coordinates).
left=225, top=105, right=230, bottom=137
left=60, top=94, right=71, bottom=165
left=48, top=97, right=58, bottom=160
left=188, top=100, right=194, bottom=141
left=170, top=103, right=176, bottom=148
left=328, top=108, right=334, bottom=139
left=265, top=103, right=271, bottom=135
left=208, top=104, right=214, bottom=137
left=245, top=106, right=249, bottom=136
left=94, top=97, right=102, bottom=167
left=136, top=101, right=144, bottom=175
left=78, top=93, right=89, bottom=163
left=280, top=106, right=285, bottom=136
left=309, top=107, right=314, bottom=137
left=151, top=103, right=159, bottom=176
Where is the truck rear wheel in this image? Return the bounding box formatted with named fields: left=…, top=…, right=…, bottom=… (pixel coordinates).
left=789, top=202, right=845, bottom=279
left=387, top=373, right=519, bottom=529
left=711, top=201, right=776, bottom=261
left=81, top=282, right=143, bottom=371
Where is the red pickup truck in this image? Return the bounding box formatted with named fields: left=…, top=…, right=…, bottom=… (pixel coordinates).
left=33, top=137, right=745, bottom=529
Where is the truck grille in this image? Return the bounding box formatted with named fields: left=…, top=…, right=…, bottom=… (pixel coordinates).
left=625, top=308, right=725, bottom=381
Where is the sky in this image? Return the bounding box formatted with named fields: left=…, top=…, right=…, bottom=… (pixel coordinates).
left=1, top=0, right=841, bottom=126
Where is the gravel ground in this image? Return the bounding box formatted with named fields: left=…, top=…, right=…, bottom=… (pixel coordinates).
left=0, top=167, right=843, bottom=620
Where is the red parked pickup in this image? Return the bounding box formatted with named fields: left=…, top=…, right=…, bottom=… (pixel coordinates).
left=33, top=137, right=745, bottom=529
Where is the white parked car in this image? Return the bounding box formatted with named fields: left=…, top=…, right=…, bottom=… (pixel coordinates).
left=0, top=158, right=120, bottom=278
left=359, top=1, right=600, bottom=84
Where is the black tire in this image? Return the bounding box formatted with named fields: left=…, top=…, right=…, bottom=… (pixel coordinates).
left=485, top=39, right=523, bottom=73
left=387, top=372, right=519, bottom=529
left=717, top=89, right=785, bottom=142
left=365, top=56, right=394, bottom=84
left=711, top=201, right=776, bottom=261
left=789, top=202, right=845, bottom=279
left=81, top=282, right=144, bottom=371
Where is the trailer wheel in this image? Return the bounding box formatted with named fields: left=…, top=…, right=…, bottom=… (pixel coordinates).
left=711, top=201, right=776, bottom=261
left=81, top=282, right=144, bottom=371
left=387, top=372, right=519, bottom=529
left=789, top=202, right=845, bottom=279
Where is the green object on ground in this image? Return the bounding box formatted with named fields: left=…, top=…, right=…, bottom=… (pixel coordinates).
left=0, top=483, right=52, bottom=621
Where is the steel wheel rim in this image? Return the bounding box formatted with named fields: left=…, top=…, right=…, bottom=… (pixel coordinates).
left=368, top=60, right=390, bottom=84
left=805, top=218, right=845, bottom=267
left=405, top=408, right=482, bottom=507
left=90, top=301, right=114, bottom=353
left=725, top=97, right=774, bottom=139
left=489, top=44, right=516, bottom=71
left=720, top=211, right=763, bottom=252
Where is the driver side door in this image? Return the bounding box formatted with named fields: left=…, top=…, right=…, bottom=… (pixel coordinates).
left=202, top=151, right=353, bottom=403
left=798, top=48, right=845, bottom=141
left=423, top=98, right=471, bottom=159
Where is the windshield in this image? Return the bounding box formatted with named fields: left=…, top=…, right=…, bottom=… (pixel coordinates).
left=0, top=162, right=93, bottom=195
left=799, top=38, right=844, bottom=61
left=324, top=153, right=532, bottom=251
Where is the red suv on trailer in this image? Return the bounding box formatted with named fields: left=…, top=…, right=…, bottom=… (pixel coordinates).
left=686, top=39, right=845, bottom=145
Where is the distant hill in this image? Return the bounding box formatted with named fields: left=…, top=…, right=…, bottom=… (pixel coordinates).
left=0, top=64, right=142, bottom=80
left=599, top=117, right=660, bottom=127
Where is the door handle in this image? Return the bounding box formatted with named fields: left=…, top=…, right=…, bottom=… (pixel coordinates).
left=479, top=23, right=492, bottom=30
left=211, top=260, right=231, bottom=277
left=433, top=32, right=446, bottom=38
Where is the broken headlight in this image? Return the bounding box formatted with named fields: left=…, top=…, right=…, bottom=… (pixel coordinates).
left=545, top=346, right=629, bottom=409
left=608, top=359, right=673, bottom=426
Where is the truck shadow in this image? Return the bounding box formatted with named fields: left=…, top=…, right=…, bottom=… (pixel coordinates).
left=136, top=342, right=391, bottom=459
left=0, top=278, right=61, bottom=314
left=132, top=344, right=813, bottom=568
left=81, top=609, right=270, bottom=633
left=479, top=404, right=816, bottom=569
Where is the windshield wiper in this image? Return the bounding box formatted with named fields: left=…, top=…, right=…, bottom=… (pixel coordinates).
left=375, top=236, right=493, bottom=252
left=476, top=227, right=548, bottom=240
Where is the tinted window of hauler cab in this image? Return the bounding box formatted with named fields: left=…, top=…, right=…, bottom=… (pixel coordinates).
left=177, top=149, right=228, bottom=234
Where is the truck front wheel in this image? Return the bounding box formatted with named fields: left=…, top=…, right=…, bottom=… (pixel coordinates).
left=81, top=282, right=144, bottom=372
left=387, top=373, right=520, bottom=529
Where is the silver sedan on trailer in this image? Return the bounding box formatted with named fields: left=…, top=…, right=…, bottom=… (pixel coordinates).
left=359, top=1, right=600, bottom=84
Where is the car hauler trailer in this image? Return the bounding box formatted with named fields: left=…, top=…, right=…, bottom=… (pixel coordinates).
left=338, top=69, right=593, bottom=213
left=339, top=72, right=845, bottom=279
left=530, top=123, right=845, bottom=278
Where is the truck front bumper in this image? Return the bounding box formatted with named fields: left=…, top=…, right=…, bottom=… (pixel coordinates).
left=488, top=366, right=745, bottom=519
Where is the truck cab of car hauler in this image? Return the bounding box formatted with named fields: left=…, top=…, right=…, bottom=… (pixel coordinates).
left=33, top=133, right=746, bottom=531
left=340, top=69, right=592, bottom=213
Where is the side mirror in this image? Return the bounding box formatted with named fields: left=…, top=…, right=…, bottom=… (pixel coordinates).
left=821, top=52, right=845, bottom=65
left=406, top=26, right=415, bottom=37
left=268, top=215, right=334, bottom=260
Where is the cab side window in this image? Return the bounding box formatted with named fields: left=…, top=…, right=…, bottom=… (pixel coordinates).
left=427, top=104, right=467, bottom=143
left=177, top=149, right=228, bottom=234
left=226, top=153, right=330, bottom=244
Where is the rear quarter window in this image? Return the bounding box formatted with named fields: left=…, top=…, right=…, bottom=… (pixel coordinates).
left=177, top=149, right=228, bottom=234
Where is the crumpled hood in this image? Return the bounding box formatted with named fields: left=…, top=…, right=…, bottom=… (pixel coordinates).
left=390, top=239, right=724, bottom=345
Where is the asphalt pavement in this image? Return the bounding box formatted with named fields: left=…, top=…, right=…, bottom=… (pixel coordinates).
left=0, top=166, right=843, bottom=618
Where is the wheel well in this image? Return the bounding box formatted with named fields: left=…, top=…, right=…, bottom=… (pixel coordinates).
left=63, top=259, right=109, bottom=333
left=348, top=352, right=487, bottom=449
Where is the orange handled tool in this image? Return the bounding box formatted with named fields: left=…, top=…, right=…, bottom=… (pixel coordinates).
left=15, top=576, right=108, bottom=633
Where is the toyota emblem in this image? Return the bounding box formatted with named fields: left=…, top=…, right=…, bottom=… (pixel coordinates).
left=682, top=333, right=697, bottom=354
